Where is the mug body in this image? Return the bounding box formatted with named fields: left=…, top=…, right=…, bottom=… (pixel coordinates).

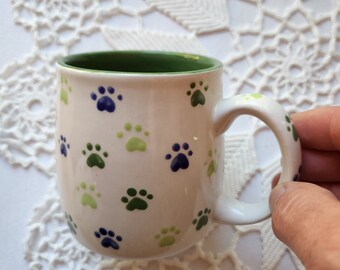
left=56, top=51, right=223, bottom=258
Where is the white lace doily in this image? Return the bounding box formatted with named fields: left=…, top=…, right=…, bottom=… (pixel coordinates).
left=1, top=0, right=339, bottom=269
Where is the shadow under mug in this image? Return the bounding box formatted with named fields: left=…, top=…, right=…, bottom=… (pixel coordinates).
left=56, top=51, right=301, bottom=259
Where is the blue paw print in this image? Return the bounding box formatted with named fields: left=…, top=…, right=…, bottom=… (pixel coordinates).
left=91, top=86, right=123, bottom=113
left=94, top=227, right=122, bottom=250
left=165, top=143, right=193, bottom=172
left=59, top=135, right=70, bottom=157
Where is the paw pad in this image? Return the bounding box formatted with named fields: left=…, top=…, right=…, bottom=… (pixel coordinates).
left=82, top=143, right=108, bottom=169
left=94, top=227, right=122, bottom=250
left=192, top=208, right=211, bottom=231
left=285, top=115, right=299, bottom=142
left=241, top=93, right=263, bottom=101
left=59, top=135, right=70, bottom=157
left=121, top=188, right=153, bottom=211
left=186, top=81, right=208, bottom=107
left=205, top=149, right=218, bottom=177
left=91, top=86, right=123, bottom=113
left=165, top=143, right=193, bottom=172
left=65, top=212, right=77, bottom=235
left=293, top=165, right=302, bottom=181
left=77, top=181, right=101, bottom=209
left=117, top=123, right=149, bottom=152
left=155, top=226, right=181, bottom=247
left=60, top=77, right=72, bottom=105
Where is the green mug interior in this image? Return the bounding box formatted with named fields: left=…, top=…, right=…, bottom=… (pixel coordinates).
left=58, top=51, right=222, bottom=74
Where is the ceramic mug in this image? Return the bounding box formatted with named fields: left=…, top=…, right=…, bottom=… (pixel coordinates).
left=56, top=51, right=301, bottom=259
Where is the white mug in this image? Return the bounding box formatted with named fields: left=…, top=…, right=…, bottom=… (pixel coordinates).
left=56, top=51, right=301, bottom=259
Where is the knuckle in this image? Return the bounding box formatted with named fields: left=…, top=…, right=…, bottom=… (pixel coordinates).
left=271, top=183, right=320, bottom=244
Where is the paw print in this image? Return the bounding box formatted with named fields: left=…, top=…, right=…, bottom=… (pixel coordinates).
left=82, top=143, right=108, bottom=169
left=65, top=212, right=77, bottom=235
left=117, top=123, right=150, bottom=152
left=59, top=135, right=70, bottom=157
left=192, top=208, right=211, bottom=231
left=77, top=181, right=101, bottom=209
left=293, top=165, right=302, bottom=181
left=186, top=81, right=208, bottom=107
left=94, top=227, right=122, bottom=250
left=165, top=143, right=193, bottom=172
left=91, top=86, right=123, bottom=113
left=121, top=188, right=153, bottom=211
left=60, top=76, right=72, bottom=105
left=241, top=93, right=263, bottom=101
left=204, top=149, right=218, bottom=177
left=155, top=226, right=181, bottom=247
left=285, top=115, right=299, bottom=142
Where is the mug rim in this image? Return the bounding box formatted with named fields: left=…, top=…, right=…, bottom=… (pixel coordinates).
left=57, top=51, right=223, bottom=75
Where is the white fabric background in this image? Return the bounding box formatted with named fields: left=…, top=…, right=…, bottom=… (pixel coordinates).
left=0, top=0, right=339, bottom=269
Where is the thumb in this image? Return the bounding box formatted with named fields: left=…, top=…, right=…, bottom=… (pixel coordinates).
left=270, top=181, right=340, bottom=269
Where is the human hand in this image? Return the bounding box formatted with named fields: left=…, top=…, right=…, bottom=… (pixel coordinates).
left=270, top=107, right=340, bottom=269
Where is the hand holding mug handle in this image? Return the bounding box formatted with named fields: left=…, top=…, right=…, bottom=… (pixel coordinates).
left=213, top=94, right=301, bottom=225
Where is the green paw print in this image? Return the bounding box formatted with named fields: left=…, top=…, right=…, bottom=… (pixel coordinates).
left=155, top=226, right=181, bottom=247
left=117, top=123, right=150, bottom=152
left=192, top=208, right=211, bottom=231
left=77, top=181, right=101, bottom=209
left=82, top=143, right=108, bottom=169
left=205, top=149, right=218, bottom=177
left=186, top=81, right=209, bottom=107
left=60, top=76, right=72, bottom=105
left=285, top=115, right=299, bottom=142
left=121, top=188, right=153, bottom=211
left=65, top=212, right=78, bottom=235
left=241, top=93, right=263, bottom=101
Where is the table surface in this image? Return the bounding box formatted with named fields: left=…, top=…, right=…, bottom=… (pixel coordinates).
left=1, top=0, right=339, bottom=269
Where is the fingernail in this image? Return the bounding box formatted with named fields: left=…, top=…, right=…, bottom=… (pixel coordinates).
left=269, top=183, right=286, bottom=212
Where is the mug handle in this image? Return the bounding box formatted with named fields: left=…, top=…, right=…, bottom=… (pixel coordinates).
left=213, top=94, right=301, bottom=225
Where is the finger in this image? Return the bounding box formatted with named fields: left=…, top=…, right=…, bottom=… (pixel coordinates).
left=270, top=182, right=340, bottom=269
left=318, top=183, right=340, bottom=200
left=272, top=175, right=340, bottom=200
left=292, top=106, right=340, bottom=151
left=272, top=174, right=280, bottom=189
left=299, top=149, right=340, bottom=182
